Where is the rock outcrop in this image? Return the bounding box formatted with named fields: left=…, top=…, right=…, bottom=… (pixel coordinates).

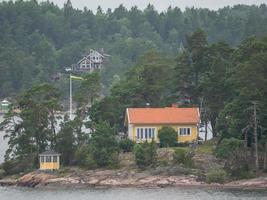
left=0, top=169, right=266, bottom=189
left=17, top=172, right=56, bottom=187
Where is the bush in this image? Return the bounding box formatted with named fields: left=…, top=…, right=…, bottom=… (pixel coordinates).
left=134, top=141, right=157, bottom=168
left=134, top=144, right=146, bottom=168
left=173, top=148, right=187, bottom=163
left=74, top=145, right=90, bottom=167
left=158, top=127, right=177, bottom=147
left=215, top=138, right=243, bottom=158
left=206, top=169, right=227, bottom=184
left=119, top=138, right=135, bottom=152
left=0, top=169, right=5, bottom=179
left=107, top=152, right=119, bottom=169
left=84, top=154, right=97, bottom=169
left=215, top=138, right=253, bottom=179
left=173, top=148, right=194, bottom=168
left=2, top=155, right=37, bottom=175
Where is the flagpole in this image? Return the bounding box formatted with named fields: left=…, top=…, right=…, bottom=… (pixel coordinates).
left=69, top=73, right=72, bottom=120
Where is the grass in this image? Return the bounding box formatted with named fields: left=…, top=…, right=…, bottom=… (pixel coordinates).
left=196, top=139, right=217, bottom=154
left=172, top=146, right=189, bottom=151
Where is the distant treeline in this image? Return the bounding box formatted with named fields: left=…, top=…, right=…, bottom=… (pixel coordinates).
left=0, top=0, right=267, bottom=97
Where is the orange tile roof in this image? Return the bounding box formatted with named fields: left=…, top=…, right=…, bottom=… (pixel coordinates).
left=127, top=107, right=199, bottom=125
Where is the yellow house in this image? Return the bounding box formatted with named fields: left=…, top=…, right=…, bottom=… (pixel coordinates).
left=39, top=151, right=60, bottom=170
left=125, top=105, right=200, bottom=143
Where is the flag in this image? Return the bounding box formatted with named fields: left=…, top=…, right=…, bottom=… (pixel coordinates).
left=70, top=75, right=84, bottom=80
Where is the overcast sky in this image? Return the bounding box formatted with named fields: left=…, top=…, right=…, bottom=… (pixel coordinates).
left=39, top=0, right=267, bottom=11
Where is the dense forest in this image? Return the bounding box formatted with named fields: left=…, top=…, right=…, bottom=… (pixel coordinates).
left=1, top=0, right=267, bottom=98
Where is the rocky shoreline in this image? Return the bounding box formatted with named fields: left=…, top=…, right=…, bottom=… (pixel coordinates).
left=0, top=169, right=266, bottom=190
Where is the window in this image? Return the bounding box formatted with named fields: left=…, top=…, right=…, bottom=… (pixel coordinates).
left=179, top=128, right=191, bottom=136
left=45, top=156, right=52, bottom=162
left=53, top=156, right=58, bottom=163
left=136, top=128, right=156, bottom=139
left=40, top=156, right=44, bottom=163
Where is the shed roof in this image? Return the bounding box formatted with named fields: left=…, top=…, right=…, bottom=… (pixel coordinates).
left=39, top=150, right=60, bottom=156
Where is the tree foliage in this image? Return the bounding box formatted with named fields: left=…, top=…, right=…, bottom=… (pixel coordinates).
left=0, top=83, right=61, bottom=163
left=89, top=121, right=119, bottom=167
left=158, top=126, right=177, bottom=147
left=0, top=1, right=267, bottom=98
left=134, top=141, right=157, bottom=168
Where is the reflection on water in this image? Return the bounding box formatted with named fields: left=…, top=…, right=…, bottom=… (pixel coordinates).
left=0, top=187, right=266, bottom=200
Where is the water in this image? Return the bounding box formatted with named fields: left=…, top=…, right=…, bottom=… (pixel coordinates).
left=0, top=187, right=266, bottom=200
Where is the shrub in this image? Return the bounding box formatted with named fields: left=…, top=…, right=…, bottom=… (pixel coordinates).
left=2, top=155, right=37, bottom=175
left=83, top=154, right=97, bottom=169
left=215, top=138, right=253, bottom=179
left=173, top=148, right=194, bottom=168
left=0, top=169, right=5, bottom=179
left=74, top=145, right=90, bottom=167
left=158, top=126, right=177, bottom=147
left=173, top=148, right=187, bottom=163
left=146, top=140, right=157, bottom=167
left=215, top=138, right=243, bottom=158
left=134, top=144, right=146, bottom=168
left=119, top=138, right=135, bottom=152
left=134, top=141, right=157, bottom=168
left=206, top=169, right=227, bottom=184
left=107, top=152, right=120, bottom=169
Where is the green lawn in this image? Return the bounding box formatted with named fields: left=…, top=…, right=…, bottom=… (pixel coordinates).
left=196, top=139, right=217, bottom=154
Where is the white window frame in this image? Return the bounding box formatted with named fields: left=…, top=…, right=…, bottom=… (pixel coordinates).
left=136, top=127, right=156, bottom=140
left=179, top=127, right=191, bottom=136
left=45, top=156, right=52, bottom=162
left=53, top=156, right=58, bottom=163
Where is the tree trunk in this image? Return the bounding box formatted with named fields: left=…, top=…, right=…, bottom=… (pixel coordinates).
left=50, top=110, right=57, bottom=149
left=210, top=118, right=216, bottom=137
left=264, top=142, right=267, bottom=171
left=244, top=131, right=248, bottom=148
left=204, top=120, right=208, bottom=141
left=253, top=103, right=259, bottom=172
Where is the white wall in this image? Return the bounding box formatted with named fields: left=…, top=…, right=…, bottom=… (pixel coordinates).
left=198, top=121, right=213, bottom=141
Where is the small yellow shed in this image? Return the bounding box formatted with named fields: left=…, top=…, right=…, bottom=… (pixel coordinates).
left=39, top=150, right=60, bottom=170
